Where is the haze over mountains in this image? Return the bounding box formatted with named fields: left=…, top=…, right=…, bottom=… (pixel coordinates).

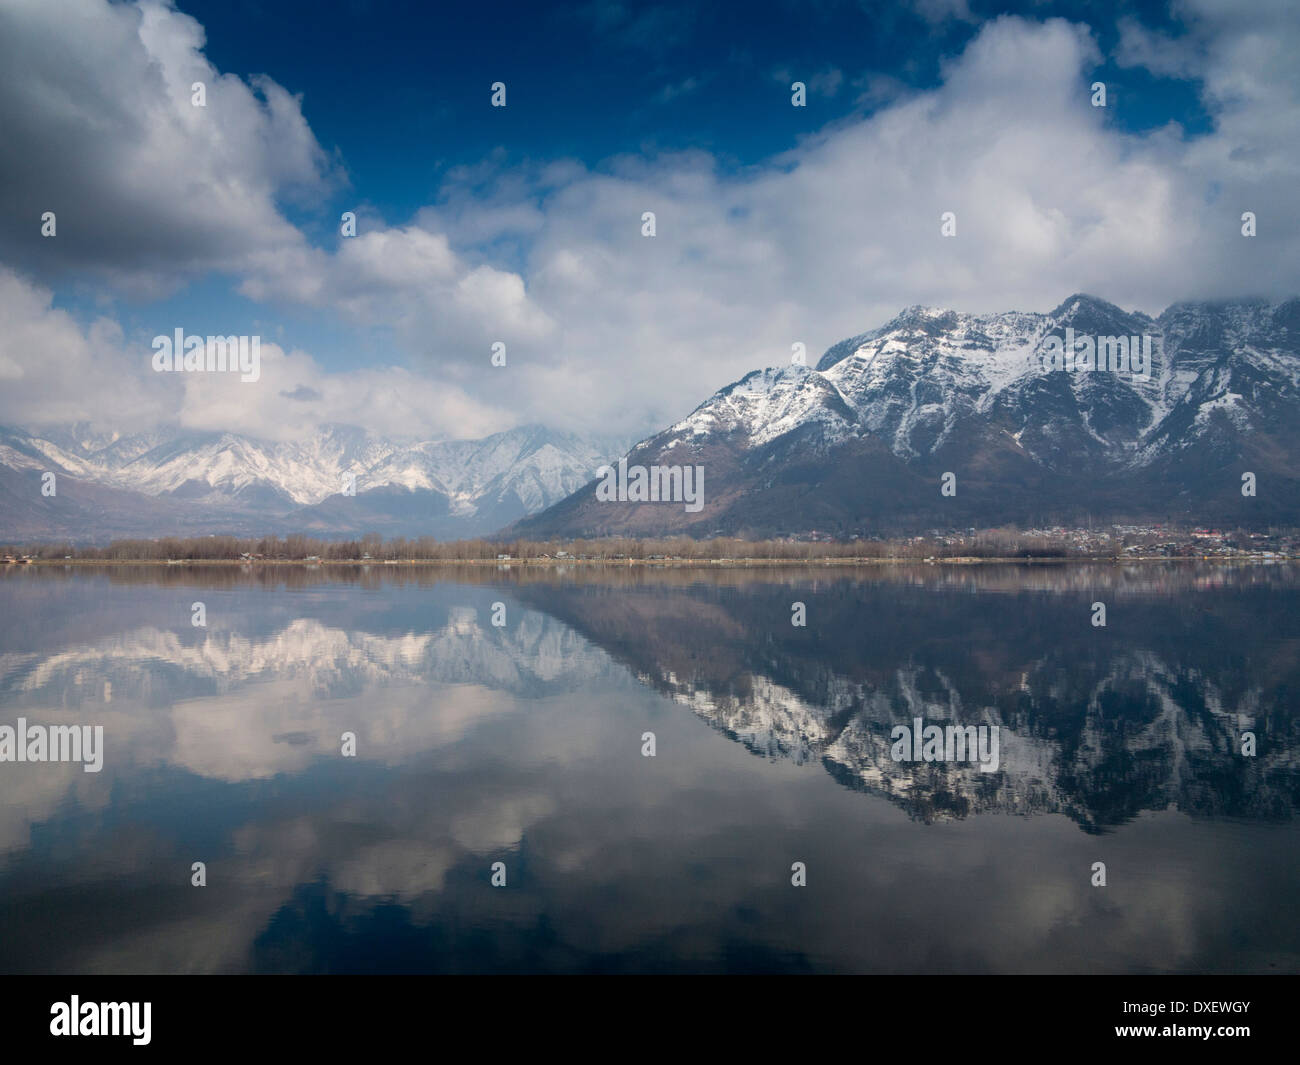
left=3, top=293, right=1297, bottom=544
left=0, top=423, right=626, bottom=543
left=516, top=294, right=1300, bottom=538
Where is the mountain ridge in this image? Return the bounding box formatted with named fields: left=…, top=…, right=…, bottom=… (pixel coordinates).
left=0, top=422, right=627, bottom=542
left=512, top=293, right=1300, bottom=537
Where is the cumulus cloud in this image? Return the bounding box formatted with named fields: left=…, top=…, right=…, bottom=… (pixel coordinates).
left=172, top=340, right=508, bottom=442
left=224, top=14, right=1300, bottom=437
left=0, top=0, right=336, bottom=296
left=240, top=225, right=556, bottom=358
left=1, top=2, right=1299, bottom=443
left=0, top=268, right=170, bottom=431
left=1114, top=17, right=1202, bottom=80
left=0, top=267, right=506, bottom=442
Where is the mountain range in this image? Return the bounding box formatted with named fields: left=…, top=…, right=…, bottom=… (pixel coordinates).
left=0, top=423, right=626, bottom=543
left=3, top=293, right=1297, bottom=543
left=515, top=294, right=1300, bottom=537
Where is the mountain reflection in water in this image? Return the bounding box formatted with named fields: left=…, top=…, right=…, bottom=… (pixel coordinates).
left=0, top=563, right=1297, bottom=973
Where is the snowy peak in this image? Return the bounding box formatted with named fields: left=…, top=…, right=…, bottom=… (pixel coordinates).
left=680, top=295, right=1299, bottom=470
left=516, top=294, right=1300, bottom=538
left=1048, top=292, right=1149, bottom=329
left=369, top=425, right=621, bottom=517
left=0, top=422, right=628, bottom=541
left=668, top=366, right=859, bottom=450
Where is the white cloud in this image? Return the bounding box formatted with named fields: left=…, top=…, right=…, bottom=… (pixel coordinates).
left=1114, top=17, right=1201, bottom=80
left=223, top=14, right=1298, bottom=439
left=0, top=267, right=507, bottom=442
left=1, top=3, right=1299, bottom=444
left=173, top=340, right=510, bottom=443
left=0, top=0, right=336, bottom=295
left=0, top=268, right=168, bottom=431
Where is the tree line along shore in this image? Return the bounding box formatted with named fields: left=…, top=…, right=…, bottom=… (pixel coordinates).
left=3, top=527, right=1296, bottom=563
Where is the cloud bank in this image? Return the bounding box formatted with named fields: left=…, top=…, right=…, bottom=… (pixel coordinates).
left=1, top=0, right=1297, bottom=442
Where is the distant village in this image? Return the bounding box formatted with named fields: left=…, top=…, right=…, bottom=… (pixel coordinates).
left=881, top=524, right=1297, bottom=561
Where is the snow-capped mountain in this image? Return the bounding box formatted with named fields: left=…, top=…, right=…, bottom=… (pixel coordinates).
left=0, top=423, right=627, bottom=542
left=515, top=294, right=1300, bottom=537
left=511, top=566, right=1300, bottom=829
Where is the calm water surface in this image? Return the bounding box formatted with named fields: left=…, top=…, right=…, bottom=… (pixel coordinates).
left=0, top=562, right=1297, bottom=973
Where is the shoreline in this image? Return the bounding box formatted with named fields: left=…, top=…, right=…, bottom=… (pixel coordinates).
left=6, top=555, right=1293, bottom=567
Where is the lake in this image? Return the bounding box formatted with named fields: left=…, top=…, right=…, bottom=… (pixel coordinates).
left=1, top=562, right=1297, bottom=973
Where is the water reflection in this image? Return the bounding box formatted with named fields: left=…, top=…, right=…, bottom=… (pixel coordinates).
left=508, top=565, right=1300, bottom=830
left=0, top=563, right=1297, bottom=973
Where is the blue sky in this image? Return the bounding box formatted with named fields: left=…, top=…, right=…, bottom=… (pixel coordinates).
left=0, top=0, right=1296, bottom=442
left=178, top=0, right=1212, bottom=189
